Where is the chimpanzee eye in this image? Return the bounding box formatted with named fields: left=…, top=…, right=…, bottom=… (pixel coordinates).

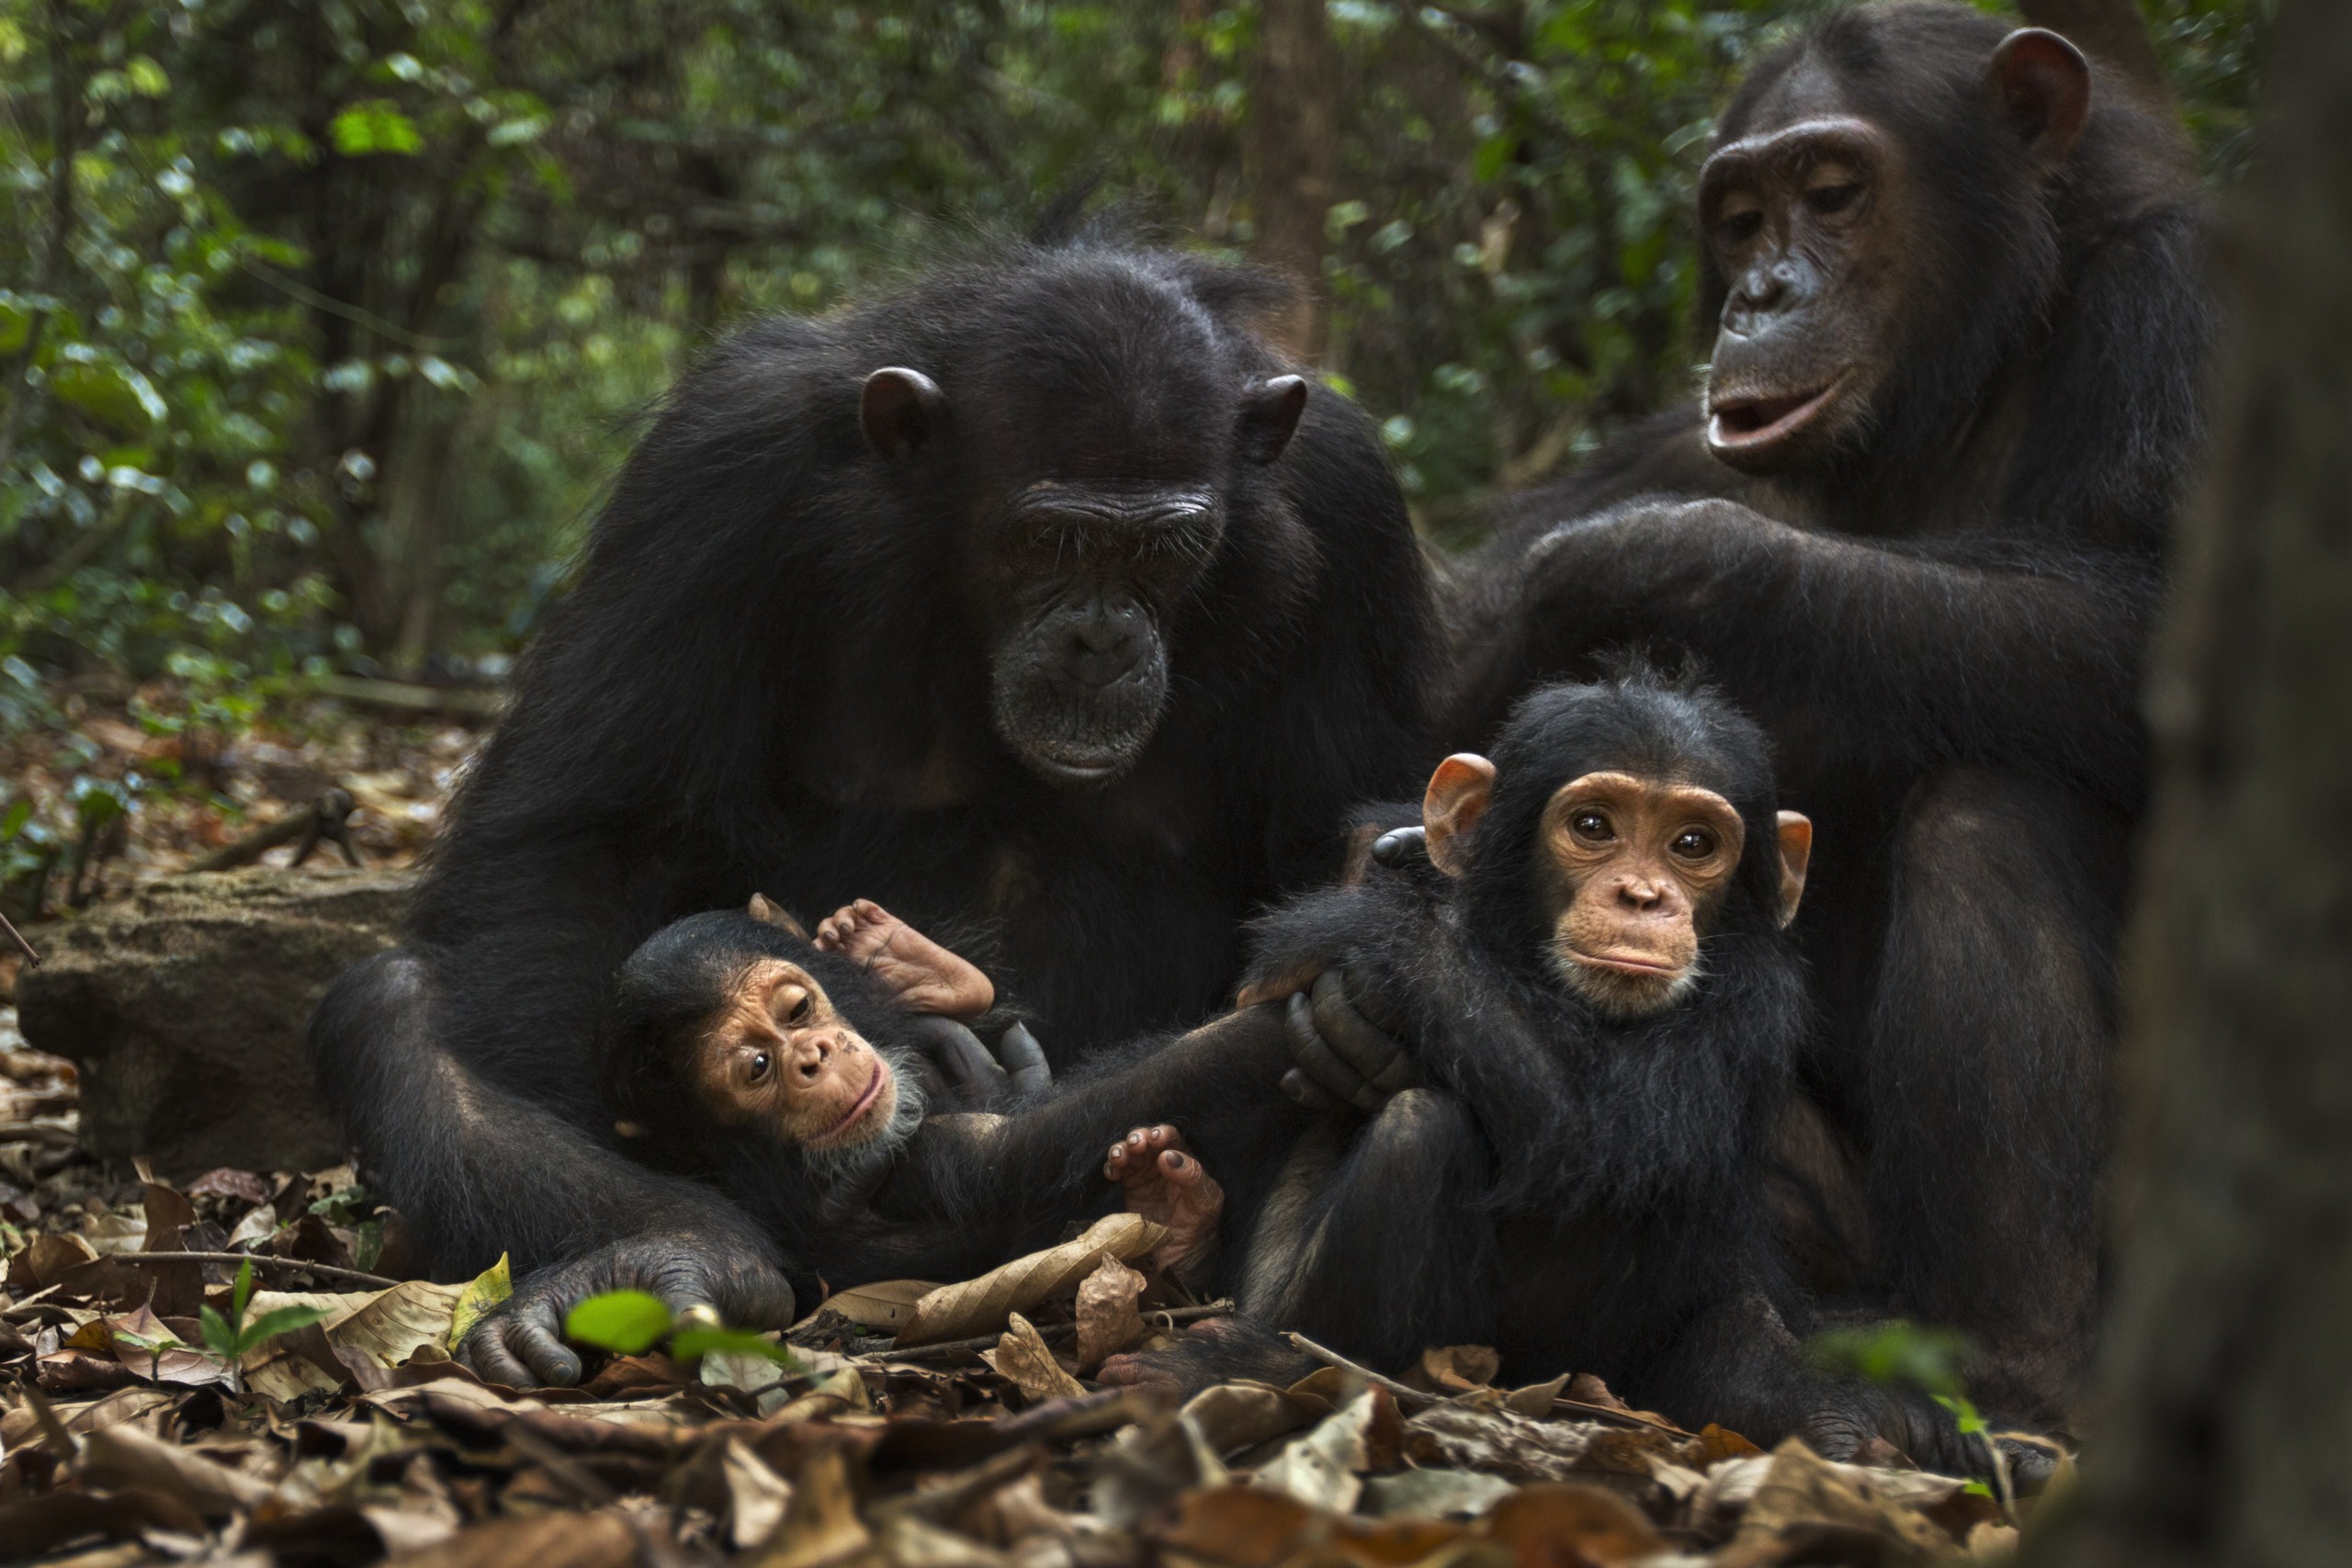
left=749, top=1051, right=774, bottom=1081
left=786, top=993, right=812, bottom=1024
left=1717, top=208, right=1764, bottom=243
left=1672, top=828, right=1717, bottom=859
left=1804, top=182, right=1860, bottom=216
left=1572, top=811, right=1613, bottom=841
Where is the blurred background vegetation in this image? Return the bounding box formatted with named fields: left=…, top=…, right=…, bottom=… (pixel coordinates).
left=0, top=0, right=2271, bottom=881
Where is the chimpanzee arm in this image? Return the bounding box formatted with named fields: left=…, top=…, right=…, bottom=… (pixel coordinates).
left=809, top=1008, right=1312, bottom=1288
left=1461, top=499, right=2160, bottom=811
left=310, top=946, right=793, bottom=1387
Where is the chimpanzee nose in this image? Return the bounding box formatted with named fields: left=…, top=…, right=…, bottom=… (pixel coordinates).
left=1068, top=603, right=1148, bottom=687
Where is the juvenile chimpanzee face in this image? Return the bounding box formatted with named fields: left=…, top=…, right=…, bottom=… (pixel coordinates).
left=1696, top=28, right=2091, bottom=473
left=1418, top=681, right=1814, bottom=1021
left=688, top=957, right=900, bottom=1151
left=858, top=281, right=1309, bottom=786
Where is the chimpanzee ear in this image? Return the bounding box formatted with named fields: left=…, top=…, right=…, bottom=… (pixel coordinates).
left=1773, top=810, right=1814, bottom=930
left=747, top=893, right=809, bottom=940
left=1422, top=753, right=1498, bottom=879
left=1238, top=375, right=1309, bottom=466
left=861, top=367, right=947, bottom=462
left=1988, top=28, right=2090, bottom=164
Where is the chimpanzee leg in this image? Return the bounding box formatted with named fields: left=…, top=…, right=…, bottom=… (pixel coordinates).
left=1864, top=765, right=2130, bottom=1425
left=1243, top=1087, right=1498, bottom=1371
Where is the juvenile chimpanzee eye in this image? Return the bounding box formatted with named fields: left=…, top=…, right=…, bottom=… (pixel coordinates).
left=1672, top=828, right=1717, bottom=859
left=1804, top=183, right=1861, bottom=216
left=749, top=1050, right=774, bottom=1081
left=1572, top=810, right=1614, bottom=841
left=787, top=993, right=812, bottom=1024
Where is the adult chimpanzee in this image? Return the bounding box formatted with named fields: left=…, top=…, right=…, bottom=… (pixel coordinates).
left=1097, top=674, right=1983, bottom=1470
left=309, top=243, right=1435, bottom=1384
left=1304, top=5, right=2213, bottom=1432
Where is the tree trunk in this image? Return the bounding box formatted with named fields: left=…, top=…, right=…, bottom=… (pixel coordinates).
left=1252, top=0, right=1336, bottom=361
left=2018, top=0, right=2169, bottom=103
left=2036, top=5, right=2352, bottom=1563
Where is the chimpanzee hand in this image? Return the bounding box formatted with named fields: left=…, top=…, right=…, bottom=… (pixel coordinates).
left=902, top=1016, right=1052, bottom=1111
left=1280, top=967, right=1423, bottom=1116
left=458, top=1235, right=796, bottom=1388
left=1520, top=497, right=1782, bottom=637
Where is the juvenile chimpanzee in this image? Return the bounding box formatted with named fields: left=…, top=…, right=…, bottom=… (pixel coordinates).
left=1315, top=4, right=2214, bottom=1429
left=1105, top=675, right=1980, bottom=1470
left=309, top=243, right=1435, bottom=1383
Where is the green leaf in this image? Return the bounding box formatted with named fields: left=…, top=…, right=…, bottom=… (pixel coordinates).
left=672, top=1325, right=803, bottom=1368
left=236, top=1303, right=331, bottom=1354
left=563, top=1290, right=672, bottom=1354
left=47, top=361, right=164, bottom=433
left=198, top=1303, right=239, bottom=1359
left=447, top=1252, right=513, bottom=1350
left=231, top=1257, right=255, bottom=1324
left=125, top=56, right=169, bottom=97
left=330, top=101, right=424, bottom=157
left=0, top=299, right=28, bottom=357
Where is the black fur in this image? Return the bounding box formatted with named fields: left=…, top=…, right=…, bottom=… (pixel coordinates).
left=1208, top=675, right=1973, bottom=1466
left=307, top=243, right=1435, bottom=1350
left=1439, top=4, right=2211, bottom=1426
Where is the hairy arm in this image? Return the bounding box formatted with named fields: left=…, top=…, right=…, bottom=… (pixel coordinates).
left=1476, top=499, right=2159, bottom=809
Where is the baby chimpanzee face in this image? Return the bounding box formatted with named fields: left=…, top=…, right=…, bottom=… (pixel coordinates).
left=691, top=957, right=899, bottom=1150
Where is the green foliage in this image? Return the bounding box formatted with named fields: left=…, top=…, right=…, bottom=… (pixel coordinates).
left=197, top=1258, right=332, bottom=1386
left=0, top=0, right=2272, bottom=705
left=564, top=1289, right=803, bottom=1368
left=1808, top=1317, right=1974, bottom=1398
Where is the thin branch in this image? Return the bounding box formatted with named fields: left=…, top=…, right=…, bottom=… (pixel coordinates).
left=121, top=1251, right=401, bottom=1292
left=0, top=908, right=38, bottom=966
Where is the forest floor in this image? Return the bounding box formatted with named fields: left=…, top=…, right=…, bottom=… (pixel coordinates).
left=0, top=680, right=2033, bottom=1565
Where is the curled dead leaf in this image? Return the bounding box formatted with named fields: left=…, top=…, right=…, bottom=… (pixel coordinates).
left=896, top=1213, right=1166, bottom=1347
left=1073, top=1253, right=1147, bottom=1372
left=982, top=1313, right=1087, bottom=1403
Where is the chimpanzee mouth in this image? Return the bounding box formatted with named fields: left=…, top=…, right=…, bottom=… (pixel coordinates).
left=1566, top=946, right=1684, bottom=978
left=811, top=1060, right=891, bottom=1147
left=1707, top=372, right=1849, bottom=453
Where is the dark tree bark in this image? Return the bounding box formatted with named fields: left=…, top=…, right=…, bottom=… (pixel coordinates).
left=2038, top=4, right=2352, bottom=1562
left=1252, top=0, right=1337, bottom=360
left=2019, top=0, right=2169, bottom=102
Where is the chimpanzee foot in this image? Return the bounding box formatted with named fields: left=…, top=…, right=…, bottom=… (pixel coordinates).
left=814, top=898, right=994, bottom=1020
left=1096, top=1315, right=1314, bottom=1395
left=1104, top=1124, right=1223, bottom=1278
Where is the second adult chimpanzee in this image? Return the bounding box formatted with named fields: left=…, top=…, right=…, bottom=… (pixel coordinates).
left=1314, top=4, right=2214, bottom=1430
left=310, top=243, right=1435, bottom=1384
left=1102, top=673, right=1982, bottom=1469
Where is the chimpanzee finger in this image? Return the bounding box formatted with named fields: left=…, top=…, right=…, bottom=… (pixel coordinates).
left=994, top=1021, right=1052, bottom=1096
left=1280, top=1066, right=1352, bottom=1116
left=1308, top=969, right=1414, bottom=1094
left=1371, top=826, right=1428, bottom=868
left=507, top=1314, right=585, bottom=1387
left=1285, top=990, right=1386, bottom=1115
left=905, top=1016, right=1001, bottom=1110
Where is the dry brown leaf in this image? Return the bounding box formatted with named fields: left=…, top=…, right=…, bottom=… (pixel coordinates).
left=982, top=1313, right=1087, bottom=1402
left=1182, top=1381, right=1319, bottom=1457
left=813, top=1278, right=937, bottom=1332
left=0, top=1383, right=173, bottom=1451
left=393, top=1508, right=641, bottom=1568
left=723, top=1436, right=796, bottom=1549
left=874, top=1515, right=1014, bottom=1567
left=1724, top=1438, right=1952, bottom=1564
left=1152, top=1483, right=1323, bottom=1567
left=246, top=1280, right=468, bottom=1400
left=1485, top=1483, right=1667, bottom=1566
left=1503, top=1373, right=1568, bottom=1416
left=1404, top=1404, right=1601, bottom=1482
left=20, top=1232, right=98, bottom=1287
left=1419, top=1345, right=1501, bottom=1392
left=1073, top=1253, right=1147, bottom=1371
left=745, top=1442, right=871, bottom=1568
left=897, top=1213, right=1167, bottom=1346
left=1251, top=1385, right=1403, bottom=1513
left=80, top=1423, right=272, bottom=1515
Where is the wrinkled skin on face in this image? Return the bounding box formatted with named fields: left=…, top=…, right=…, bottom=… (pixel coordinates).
left=859, top=363, right=1307, bottom=787
left=692, top=957, right=899, bottom=1149
left=1696, top=29, right=2091, bottom=473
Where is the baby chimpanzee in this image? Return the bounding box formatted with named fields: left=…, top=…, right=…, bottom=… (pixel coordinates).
left=1104, top=672, right=1984, bottom=1472
left=603, top=897, right=1224, bottom=1295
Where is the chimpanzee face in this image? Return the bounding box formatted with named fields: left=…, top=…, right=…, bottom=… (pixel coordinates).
left=860, top=357, right=1307, bottom=787
left=1695, top=28, right=2090, bottom=475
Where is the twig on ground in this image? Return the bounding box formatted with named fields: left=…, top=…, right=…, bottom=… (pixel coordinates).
left=0, top=908, right=39, bottom=966
left=1283, top=1329, right=1695, bottom=1436
left=876, top=1300, right=1235, bottom=1363
left=122, top=1251, right=401, bottom=1291
left=178, top=789, right=363, bottom=874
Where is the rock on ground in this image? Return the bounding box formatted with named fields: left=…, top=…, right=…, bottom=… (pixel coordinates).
left=15, top=867, right=412, bottom=1177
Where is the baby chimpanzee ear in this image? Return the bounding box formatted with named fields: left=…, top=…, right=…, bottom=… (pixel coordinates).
left=747, top=894, right=809, bottom=940
left=1774, top=811, right=1814, bottom=929
left=1421, top=754, right=1498, bottom=879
